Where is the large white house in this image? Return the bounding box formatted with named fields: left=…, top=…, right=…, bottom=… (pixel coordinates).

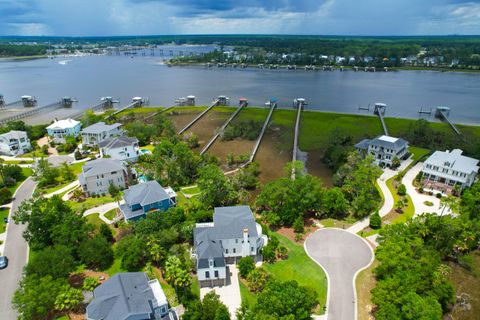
left=355, top=135, right=409, bottom=167
left=78, top=158, right=129, bottom=197
left=81, top=122, right=123, bottom=146
left=422, top=149, right=479, bottom=192
left=193, top=206, right=266, bottom=288
left=98, top=136, right=140, bottom=162
left=46, top=118, right=82, bottom=143
left=0, top=130, right=31, bottom=156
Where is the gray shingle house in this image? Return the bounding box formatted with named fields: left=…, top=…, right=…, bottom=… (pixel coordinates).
left=99, top=136, right=140, bottom=162
left=355, top=135, right=409, bottom=167
left=422, top=149, right=479, bottom=192
left=119, top=180, right=177, bottom=222
left=81, top=122, right=123, bottom=146
left=0, top=130, right=31, bottom=156
left=86, top=272, right=177, bottom=320
left=78, top=158, right=129, bottom=197
left=193, top=206, right=266, bottom=288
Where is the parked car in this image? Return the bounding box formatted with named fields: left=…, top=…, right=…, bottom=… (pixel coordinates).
left=0, top=256, right=8, bottom=269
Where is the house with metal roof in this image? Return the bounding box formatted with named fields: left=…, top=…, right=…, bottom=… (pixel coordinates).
left=46, top=118, right=82, bottom=143
left=422, top=149, right=479, bottom=192
left=81, top=122, right=123, bottom=146
left=355, top=135, right=409, bottom=167
left=119, top=180, right=176, bottom=221
left=193, top=206, right=266, bottom=288
left=86, top=272, right=177, bottom=320
left=78, top=158, right=129, bottom=197
left=99, top=136, right=140, bottom=162
left=0, top=130, right=31, bottom=156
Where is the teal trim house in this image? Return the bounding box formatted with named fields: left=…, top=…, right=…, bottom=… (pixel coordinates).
left=119, top=181, right=176, bottom=222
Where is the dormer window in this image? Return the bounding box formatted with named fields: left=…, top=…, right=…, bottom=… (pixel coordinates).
left=208, top=258, right=214, bottom=268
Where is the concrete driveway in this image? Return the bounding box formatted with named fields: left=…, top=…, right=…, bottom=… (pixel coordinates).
left=305, top=228, right=374, bottom=320
left=0, top=178, right=37, bottom=320
left=200, top=265, right=241, bottom=319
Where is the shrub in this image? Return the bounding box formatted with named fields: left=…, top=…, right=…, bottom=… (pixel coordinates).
left=369, top=211, right=382, bottom=229
left=41, top=145, right=49, bottom=155
left=436, top=193, right=443, bottom=199
left=78, top=236, right=114, bottom=270
left=261, top=244, right=276, bottom=263
left=418, top=186, right=424, bottom=193
left=0, top=187, right=13, bottom=205
left=82, top=277, right=100, bottom=291
left=247, top=267, right=270, bottom=292
left=238, top=256, right=255, bottom=278
left=293, top=217, right=305, bottom=234
left=397, top=184, right=407, bottom=196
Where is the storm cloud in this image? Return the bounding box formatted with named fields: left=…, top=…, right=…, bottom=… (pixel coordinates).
left=0, top=0, right=479, bottom=36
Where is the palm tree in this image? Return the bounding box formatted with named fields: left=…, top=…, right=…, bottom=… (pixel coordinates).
left=147, top=236, right=165, bottom=266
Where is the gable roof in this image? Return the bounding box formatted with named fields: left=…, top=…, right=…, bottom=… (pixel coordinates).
left=46, top=118, right=80, bottom=130
left=194, top=228, right=226, bottom=268
left=80, top=158, right=126, bottom=178
left=81, top=122, right=121, bottom=134
left=98, top=136, right=138, bottom=149
left=86, top=272, right=165, bottom=320
left=356, top=135, right=408, bottom=151
left=123, top=180, right=169, bottom=206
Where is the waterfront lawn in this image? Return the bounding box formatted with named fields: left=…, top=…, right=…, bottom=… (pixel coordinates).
left=0, top=207, right=9, bottom=233
left=263, top=233, right=327, bottom=313
left=408, top=146, right=431, bottom=163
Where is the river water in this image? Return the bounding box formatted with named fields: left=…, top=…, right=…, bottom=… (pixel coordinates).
left=1, top=49, right=480, bottom=125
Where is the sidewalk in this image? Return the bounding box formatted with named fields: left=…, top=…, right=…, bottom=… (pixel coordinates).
left=347, top=159, right=412, bottom=234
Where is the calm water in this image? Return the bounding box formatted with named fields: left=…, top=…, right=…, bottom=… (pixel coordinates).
left=1, top=52, right=480, bottom=125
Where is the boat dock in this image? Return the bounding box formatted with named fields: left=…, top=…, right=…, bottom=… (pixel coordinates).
left=435, top=106, right=461, bottom=136
left=200, top=98, right=249, bottom=155
left=106, top=97, right=147, bottom=119
left=144, top=95, right=196, bottom=122
left=177, top=96, right=226, bottom=135
left=374, top=103, right=389, bottom=135
left=291, top=98, right=306, bottom=179
left=69, top=97, right=119, bottom=119
left=243, top=99, right=277, bottom=165
left=0, top=97, right=76, bottom=125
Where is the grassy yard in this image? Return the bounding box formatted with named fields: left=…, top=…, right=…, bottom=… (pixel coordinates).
left=239, top=277, right=258, bottom=308
left=37, top=161, right=85, bottom=195
left=180, top=185, right=201, bottom=195
left=2, top=159, right=34, bottom=165
left=408, top=146, right=431, bottom=163
left=85, top=213, right=105, bottom=228
left=356, top=259, right=379, bottom=320
left=385, top=176, right=415, bottom=223
left=104, top=209, right=117, bottom=220
left=67, top=195, right=114, bottom=213
left=0, top=207, right=9, bottom=233
left=263, top=233, right=328, bottom=314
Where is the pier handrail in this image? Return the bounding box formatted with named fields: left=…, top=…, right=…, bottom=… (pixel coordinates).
left=438, top=110, right=461, bottom=136
left=244, top=102, right=277, bottom=165
left=178, top=99, right=220, bottom=135
left=200, top=101, right=248, bottom=155
left=0, top=100, right=64, bottom=125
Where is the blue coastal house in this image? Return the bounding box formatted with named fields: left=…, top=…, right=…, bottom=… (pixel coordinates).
left=119, top=180, right=177, bottom=221
left=46, top=118, right=82, bottom=143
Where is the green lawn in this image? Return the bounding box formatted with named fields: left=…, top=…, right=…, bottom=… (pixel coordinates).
left=37, top=161, right=85, bottom=195
left=263, top=234, right=327, bottom=313
left=2, top=159, right=34, bottom=165
left=104, top=209, right=117, bottom=220
left=85, top=213, right=105, bottom=228
left=68, top=195, right=114, bottom=213
left=385, top=176, right=415, bottom=223
left=0, top=207, right=9, bottom=233
left=408, top=146, right=431, bottom=163
left=239, top=277, right=257, bottom=308
left=180, top=185, right=201, bottom=195
left=116, top=106, right=165, bottom=117
left=7, top=167, right=33, bottom=195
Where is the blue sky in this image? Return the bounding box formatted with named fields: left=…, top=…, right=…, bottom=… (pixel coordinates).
left=1, top=0, right=480, bottom=36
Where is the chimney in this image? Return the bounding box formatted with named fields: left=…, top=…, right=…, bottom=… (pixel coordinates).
left=243, top=228, right=249, bottom=242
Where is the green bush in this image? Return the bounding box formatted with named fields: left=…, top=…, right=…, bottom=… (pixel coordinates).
left=0, top=187, right=13, bottom=205
left=82, top=277, right=100, bottom=291
left=397, top=184, right=407, bottom=196
left=238, top=256, right=255, bottom=278
left=369, top=211, right=382, bottom=229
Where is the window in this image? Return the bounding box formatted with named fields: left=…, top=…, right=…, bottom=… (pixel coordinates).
left=214, top=270, right=219, bottom=278
left=233, top=248, right=236, bottom=254
left=209, top=259, right=213, bottom=267
left=205, top=271, right=210, bottom=279
left=225, top=249, right=228, bottom=254
left=235, top=239, right=238, bottom=244
left=251, top=247, right=254, bottom=252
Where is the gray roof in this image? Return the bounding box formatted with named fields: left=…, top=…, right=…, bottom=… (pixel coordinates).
left=80, top=158, right=126, bottom=178
left=119, top=203, right=146, bottom=220
left=425, top=149, right=479, bottom=174
left=193, top=206, right=258, bottom=268
left=0, top=130, right=28, bottom=141
left=124, top=180, right=169, bottom=207
left=86, top=272, right=156, bottom=320
left=213, top=206, right=258, bottom=239
left=194, top=228, right=226, bottom=268
left=81, top=122, right=121, bottom=134
left=98, top=136, right=138, bottom=149
left=355, top=135, right=408, bottom=151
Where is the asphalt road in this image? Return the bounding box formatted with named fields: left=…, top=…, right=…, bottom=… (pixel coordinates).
left=0, top=178, right=37, bottom=320
left=305, top=228, right=373, bottom=320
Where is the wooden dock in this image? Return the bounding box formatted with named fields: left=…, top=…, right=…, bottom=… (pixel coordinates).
left=374, top=103, right=389, bottom=135
left=178, top=99, right=220, bottom=135
left=200, top=100, right=248, bottom=155
left=244, top=101, right=277, bottom=165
